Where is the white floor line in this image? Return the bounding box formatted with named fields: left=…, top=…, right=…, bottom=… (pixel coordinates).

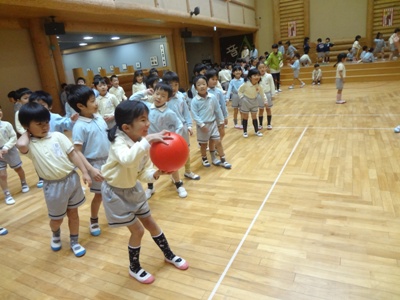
left=208, top=127, right=309, bottom=300
left=265, top=126, right=394, bottom=130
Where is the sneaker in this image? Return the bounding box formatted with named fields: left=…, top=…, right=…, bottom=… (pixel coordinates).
left=394, top=126, right=400, bottom=133
left=220, top=161, right=232, bottom=169
left=89, top=223, right=101, bottom=236
left=145, top=188, right=155, bottom=199
left=278, top=89, right=282, bottom=92
left=258, top=125, right=263, bottom=130
left=255, top=131, right=263, bottom=137
left=275, top=90, right=279, bottom=93
left=243, top=132, right=248, bottom=138
left=71, top=243, right=86, bottom=257
left=129, top=268, right=155, bottom=284
left=51, top=236, right=62, bottom=251
left=37, top=180, right=44, bottom=188
left=301, top=83, right=305, bottom=88
left=184, top=172, right=200, bottom=180
left=212, top=159, right=221, bottom=166
left=267, top=125, right=273, bottom=130
left=0, top=227, right=8, bottom=235
left=165, top=256, right=189, bottom=270
left=312, top=82, right=316, bottom=85
left=177, top=186, right=188, bottom=198
left=21, top=184, right=29, bottom=193
left=317, top=82, right=320, bottom=85
left=336, top=100, right=346, bottom=104
left=5, top=195, right=15, bottom=205
left=202, top=158, right=211, bottom=167
left=234, top=124, right=243, bottom=129
left=288, top=85, right=294, bottom=89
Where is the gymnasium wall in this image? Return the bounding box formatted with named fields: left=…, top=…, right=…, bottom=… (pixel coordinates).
left=0, top=29, right=42, bottom=125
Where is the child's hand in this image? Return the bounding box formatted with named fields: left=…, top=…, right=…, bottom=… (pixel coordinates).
left=146, top=88, right=154, bottom=95
left=0, top=148, right=8, bottom=158
left=90, top=167, right=104, bottom=182
left=104, top=115, right=115, bottom=122
left=188, top=127, right=193, bottom=136
left=146, top=130, right=173, bottom=144
left=82, top=173, right=92, bottom=187
left=70, top=113, right=79, bottom=122
left=224, top=119, right=228, bottom=125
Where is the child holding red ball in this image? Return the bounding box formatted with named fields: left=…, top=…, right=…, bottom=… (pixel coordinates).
left=101, top=100, right=189, bottom=284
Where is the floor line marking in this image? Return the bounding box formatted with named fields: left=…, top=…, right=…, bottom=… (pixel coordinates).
left=208, top=127, right=309, bottom=300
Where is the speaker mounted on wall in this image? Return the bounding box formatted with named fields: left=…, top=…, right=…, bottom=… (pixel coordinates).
left=44, top=16, right=65, bottom=35
left=180, top=28, right=192, bottom=38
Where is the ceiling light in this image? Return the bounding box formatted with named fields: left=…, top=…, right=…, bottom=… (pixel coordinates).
left=111, top=36, right=120, bottom=40
left=83, top=36, right=93, bottom=40
left=56, top=36, right=59, bottom=39
left=79, top=43, right=88, bottom=46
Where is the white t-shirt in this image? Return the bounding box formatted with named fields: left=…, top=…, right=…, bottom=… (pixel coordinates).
left=336, top=62, right=346, bottom=79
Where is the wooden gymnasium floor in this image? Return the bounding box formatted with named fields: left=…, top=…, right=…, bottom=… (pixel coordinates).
left=1, top=80, right=400, bottom=300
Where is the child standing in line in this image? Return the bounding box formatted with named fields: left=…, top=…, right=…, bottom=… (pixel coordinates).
left=161, top=71, right=200, bottom=181
left=352, top=35, right=362, bottom=61
left=237, top=68, right=266, bottom=138
left=101, top=100, right=188, bottom=284
left=316, top=38, right=325, bottom=64
left=68, top=85, right=110, bottom=236
left=374, top=32, right=386, bottom=60
left=131, top=70, right=146, bottom=97
left=288, top=53, right=305, bottom=89
left=312, top=64, right=322, bottom=85
left=265, top=44, right=283, bottom=93
left=206, top=69, right=228, bottom=163
left=257, top=62, right=275, bottom=130
left=225, top=65, right=244, bottom=129
left=359, top=46, right=368, bottom=61
left=0, top=105, right=30, bottom=205
left=324, top=38, right=334, bottom=63
left=29, top=90, right=77, bottom=133
left=95, top=78, right=119, bottom=129
left=147, top=83, right=187, bottom=198
left=334, top=53, right=347, bottom=104
left=7, top=91, right=19, bottom=112
left=16, top=102, right=91, bottom=257
left=109, top=75, right=127, bottom=103
left=191, top=75, right=232, bottom=169
left=218, top=62, right=232, bottom=91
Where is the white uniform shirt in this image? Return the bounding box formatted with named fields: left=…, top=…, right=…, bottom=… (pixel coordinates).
left=109, top=86, right=127, bottom=103
left=0, top=120, right=17, bottom=150
left=336, top=62, right=346, bottom=79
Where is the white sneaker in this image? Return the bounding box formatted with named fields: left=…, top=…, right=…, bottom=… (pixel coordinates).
left=243, top=132, right=248, bottom=138
left=21, top=184, right=29, bottom=193
left=301, top=83, right=305, bottom=88
left=336, top=100, right=346, bottom=104
left=267, top=125, right=272, bottom=130
left=278, top=89, right=282, bottom=92
left=394, top=126, right=400, bottom=133
left=288, top=85, right=294, bottom=89
left=184, top=172, right=200, bottom=180
left=255, top=131, right=263, bottom=137
left=145, top=188, right=155, bottom=199
left=177, top=186, right=187, bottom=198
left=0, top=227, right=8, bottom=235
left=312, top=82, right=316, bottom=85
left=5, top=195, right=15, bottom=205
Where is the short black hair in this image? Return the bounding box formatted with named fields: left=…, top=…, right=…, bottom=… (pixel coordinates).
left=29, top=90, right=53, bottom=107
left=18, top=102, right=50, bottom=128
left=67, top=85, right=95, bottom=113
left=162, top=71, right=179, bottom=84
left=154, top=82, right=173, bottom=98
left=205, top=69, right=218, bottom=81
left=193, top=75, right=207, bottom=87
left=15, top=87, right=32, bottom=100
left=145, top=75, right=160, bottom=88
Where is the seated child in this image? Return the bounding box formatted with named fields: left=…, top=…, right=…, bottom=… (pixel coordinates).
left=312, top=64, right=322, bottom=85
left=16, top=102, right=91, bottom=257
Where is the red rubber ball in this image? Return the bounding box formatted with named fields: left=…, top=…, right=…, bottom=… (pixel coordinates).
left=149, top=132, right=189, bottom=172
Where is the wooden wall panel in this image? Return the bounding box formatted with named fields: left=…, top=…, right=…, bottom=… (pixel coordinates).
left=371, top=0, right=400, bottom=40
left=278, top=0, right=306, bottom=48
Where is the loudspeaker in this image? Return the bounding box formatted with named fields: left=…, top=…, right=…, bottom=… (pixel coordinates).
left=181, top=30, right=192, bottom=38
left=44, top=22, right=65, bottom=35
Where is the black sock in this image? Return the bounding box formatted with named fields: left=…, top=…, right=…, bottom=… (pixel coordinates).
left=52, top=228, right=61, bottom=237
left=174, top=180, right=183, bottom=189
left=128, top=245, right=142, bottom=273
left=152, top=232, right=175, bottom=260
left=147, top=183, right=154, bottom=189
left=267, top=115, right=272, bottom=125
left=90, top=217, right=98, bottom=225
left=70, top=234, right=78, bottom=247
left=252, top=119, right=258, bottom=132
left=242, top=119, right=248, bottom=133
left=258, top=116, right=263, bottom=127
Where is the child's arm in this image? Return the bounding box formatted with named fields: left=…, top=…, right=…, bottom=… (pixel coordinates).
left=16, top=131, right=30, bottom=154
left=67, top=149, right=92, bottom=186
left=3, top=123, right=17, bottom=150
left=74, top=144, right=104, bottom=182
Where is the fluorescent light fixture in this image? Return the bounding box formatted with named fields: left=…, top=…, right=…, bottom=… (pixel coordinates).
left=83, top=36, right=93, bottom=40
left=111, top=36, right=120, bottom=40
left=56, top=36, right=59, bottom=39
left=79, top=43, right=88, bottom=46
